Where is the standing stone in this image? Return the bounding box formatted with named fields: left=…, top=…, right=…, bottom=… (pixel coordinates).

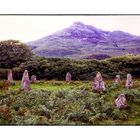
left=115, top=75, right=121, bottom=85
left=31, top=75, right=37, bottom=83
left=7, top=69, right=14, bottom=83
left=66, top=72, right=72, bottom=82
left=126, top=74, right=133, bottom=89
left=92, top=72, right=106, bottom=92
left=21, top=70, right=30, bottom=92
left=115, top=94, right=127, bottom=109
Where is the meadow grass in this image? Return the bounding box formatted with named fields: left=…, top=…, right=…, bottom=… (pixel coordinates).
left=7, top=80, right=92, bottom=92
left=0, top=80, right=140, bottom=125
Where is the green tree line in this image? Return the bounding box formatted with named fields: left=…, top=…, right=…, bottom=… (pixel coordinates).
left=0, top=40, right=140, bottom=80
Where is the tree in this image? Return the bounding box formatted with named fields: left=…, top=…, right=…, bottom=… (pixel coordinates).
left=0, top=40, right=34, bottom=68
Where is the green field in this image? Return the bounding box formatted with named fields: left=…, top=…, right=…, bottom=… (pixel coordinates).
left=0, top=80, right=140, bottom=125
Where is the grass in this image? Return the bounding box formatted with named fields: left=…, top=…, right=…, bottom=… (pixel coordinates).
left=8, top=80, right=90, bottom=91
left=0, top=80, right=140, bottom=125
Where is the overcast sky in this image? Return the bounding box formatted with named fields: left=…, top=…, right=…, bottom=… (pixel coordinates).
left=0, top=15, right=140, bottom=42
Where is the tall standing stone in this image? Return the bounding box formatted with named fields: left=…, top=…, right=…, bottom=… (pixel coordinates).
left=66, top=72, right=72, bottom=82
left=115, top=94, right=127, bottom=109
left=126, top=74, right=133, bottom=89
left=92, top=72, right=106, bottom=92
left=21, top=70, right=30, bottom=92
left=7, top=69, right=13, bottom=83
left=115, top=75, right=121, bottom=85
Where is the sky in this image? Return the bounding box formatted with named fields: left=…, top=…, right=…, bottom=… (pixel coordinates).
left=0, top=15, right=140, bottom=42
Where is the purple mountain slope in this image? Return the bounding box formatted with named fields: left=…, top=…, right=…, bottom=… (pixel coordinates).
left=27, top=22, right=140, bottom=59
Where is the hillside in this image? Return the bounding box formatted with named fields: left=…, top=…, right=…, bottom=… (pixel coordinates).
left=27, top=22, right=140, bottom=59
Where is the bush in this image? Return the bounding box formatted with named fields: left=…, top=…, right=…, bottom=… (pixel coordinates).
left=1, top=53, right=140, bottom=80
left=0, top=40, right=34, bottom=68
left=0, top=69, right=7, bottom=80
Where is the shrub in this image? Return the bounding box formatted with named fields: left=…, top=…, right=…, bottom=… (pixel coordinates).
left=0, top=40, right=34, bottom=68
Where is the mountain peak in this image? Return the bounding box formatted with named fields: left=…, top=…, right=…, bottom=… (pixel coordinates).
left=72, top=21, right=85, bottom=26
left=27, top=22, right=140, bottom=60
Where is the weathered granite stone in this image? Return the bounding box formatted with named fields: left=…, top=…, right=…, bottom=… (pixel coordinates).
left=115, top=94, right=127, bottom=109
left=7, top=69, right=13, bottom=83
left=31, top=75, right=37, bottom=83
left=115, top=75, right=121, bottom=85
left=66, top=72, right=72, bottom=82
left=92, top=72, right=106, bottom=92
left=21, top=70, right=30, bottom=92
left=126, top=74, right=133, bottom=89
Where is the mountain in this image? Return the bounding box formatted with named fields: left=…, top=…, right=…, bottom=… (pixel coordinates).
left=27, top=22, right=140, bottom=60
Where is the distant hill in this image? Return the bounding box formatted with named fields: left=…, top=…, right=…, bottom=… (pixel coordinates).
left=27, top=22, right=140, bottom=60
